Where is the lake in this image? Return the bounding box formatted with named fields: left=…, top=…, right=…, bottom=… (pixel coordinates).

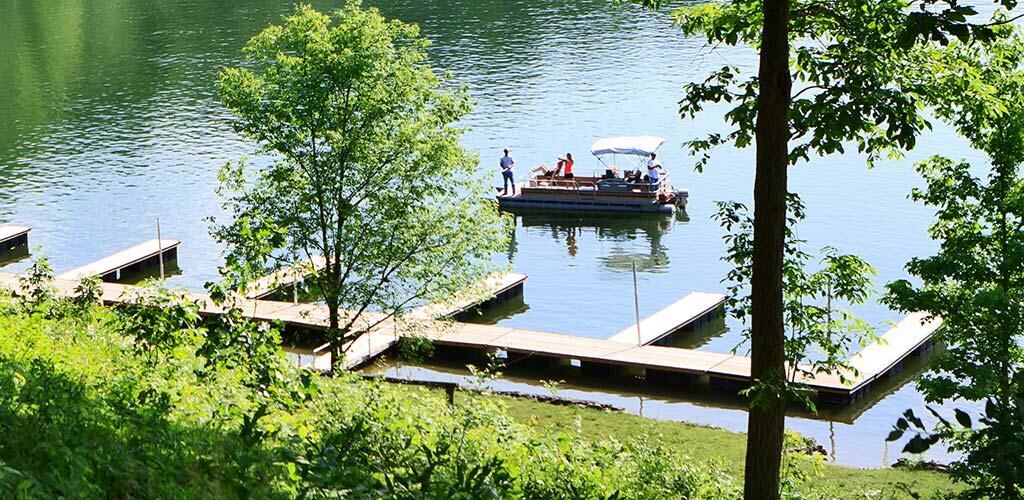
left=0, top=0, right=984, bottom=467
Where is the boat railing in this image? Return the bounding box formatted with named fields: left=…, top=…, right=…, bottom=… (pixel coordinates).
left=527, top=178, right=596, bottom=189
left=527, top=173, right=670, bottom=198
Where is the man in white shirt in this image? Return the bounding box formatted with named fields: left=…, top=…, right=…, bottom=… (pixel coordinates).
left=647, top=153, right=662, bottom=186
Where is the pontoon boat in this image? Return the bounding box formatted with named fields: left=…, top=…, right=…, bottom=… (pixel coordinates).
left=496, top=136, right=688, bottom=214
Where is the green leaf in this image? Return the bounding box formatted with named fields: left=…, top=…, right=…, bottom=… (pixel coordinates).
left=954, top=408, right=972, bottom=429
left=896, top=417, right=908, bottom=431
left=904, top=409, right=924, bottom=430
left=903, top=435, right=932, bottom=455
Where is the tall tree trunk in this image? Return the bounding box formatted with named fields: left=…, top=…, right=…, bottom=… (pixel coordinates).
left=328, top=296, right=342, bottom=370
left=745, top=0, right=791, bottom=498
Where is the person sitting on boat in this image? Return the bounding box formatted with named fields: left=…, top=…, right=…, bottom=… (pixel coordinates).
left=561, top=153, right=575, bottom=179
left=530, top=159, right=564, bottom=179
left=500, top=148, right=515, bottom=195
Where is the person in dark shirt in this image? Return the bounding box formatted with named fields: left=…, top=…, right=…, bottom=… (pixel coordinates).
left=500, top=148, right=515, bottom=195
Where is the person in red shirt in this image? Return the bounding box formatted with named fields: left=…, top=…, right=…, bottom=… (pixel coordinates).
left=562, top=152, right=574, bottom=179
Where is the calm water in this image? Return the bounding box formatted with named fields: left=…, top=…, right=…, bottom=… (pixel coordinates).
left=0, top=0, right=986, bottom=467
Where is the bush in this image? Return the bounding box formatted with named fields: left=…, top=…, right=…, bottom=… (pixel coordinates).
left=0, top=288, right=743, bottom=498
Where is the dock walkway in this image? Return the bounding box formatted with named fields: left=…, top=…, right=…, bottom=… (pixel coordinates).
left=344, top=272, right=527, bottom=368
left=57, top=239, right=179, bottom=282
left=425, top=323, right=843, bottom=390
left=607, top=292, right=726, bottom=346
left=0, top=267, right=942, bottom=405
left=846, top=312, right=939, bottom=391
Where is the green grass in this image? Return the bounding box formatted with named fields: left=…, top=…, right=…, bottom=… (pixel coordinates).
left=441, top=389, right=958, bottom=499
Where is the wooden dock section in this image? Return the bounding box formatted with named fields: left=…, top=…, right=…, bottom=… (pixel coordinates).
left=410, top=272, right=527, bottom=320
left=848, top=312, right=939, bottom=379
left=423, top=323, right=847, bottom=390
left=344, top=272, right=528, bottom=368
left=0, top=225, right=31, bottom=256
left=607, top=292, right=726, bottom=346
left=340, top=327, right=400, bottom=369
left=837, top=312, right=941, bottom=402
left=56, top=239, right=180, bottom=282
left=246, top=256, right=328, bottom=299
left=0, top=269, right=942, bottom=406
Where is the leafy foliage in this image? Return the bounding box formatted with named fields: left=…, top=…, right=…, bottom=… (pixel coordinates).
left=111, top=286, right=204, bottom=360
left=884, top=26, right=1024, bottom=497
left=635, top=0, right=1018, bottom=496
left=0, top=275, right=755, bottom=498
left=668, top=0, right=935, bottom=173
left=212, top=2, right=510, bottom=359
left=715, top=195, right=876, bottom=411
left=0, top=271, right=960, bottom=497
left=16, top=257, right=55, bottom=315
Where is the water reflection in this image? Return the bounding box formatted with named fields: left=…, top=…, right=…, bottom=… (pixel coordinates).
left=455, top=293, right=530, bottom=324
left=664, top=313, right=728, bottom=349
left=515, top=212, right=678, bottom=273
left=0, top=246, right=30, bottom=267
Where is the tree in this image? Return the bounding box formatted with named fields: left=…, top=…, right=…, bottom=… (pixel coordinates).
left=716, top=195, right=876, bottom=407
left=632, top=1, right=934, bottom=495
left=885, top=27, right=1024, bottom=497
left=213, top=2, right=509, bottom=364
left=632, top=0, right=1021, bottom=495
left=716, top=198, right=877, bottom=499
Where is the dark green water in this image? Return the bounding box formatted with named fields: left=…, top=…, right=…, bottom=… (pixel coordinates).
left=0, top=0, right=984, bottom=467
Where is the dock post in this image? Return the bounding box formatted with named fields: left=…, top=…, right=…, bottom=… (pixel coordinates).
left=156, top=218, right=165, bottom=280
left=632, top=261, right=641, bottom=346
left=446, top=383, right=456, bottom=406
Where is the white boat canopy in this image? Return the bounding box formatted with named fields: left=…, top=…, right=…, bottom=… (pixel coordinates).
left=590, top=136, right=666, bottom=157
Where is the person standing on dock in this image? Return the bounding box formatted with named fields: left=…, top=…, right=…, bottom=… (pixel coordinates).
left=500, top=148, right=516, bottom=196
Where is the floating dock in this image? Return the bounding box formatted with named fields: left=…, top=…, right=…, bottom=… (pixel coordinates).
left=340, top=327, right=401, bottom=369
left=0, top=225, right=31, bottom=256
left=423, top=315, right=941, bottom=404
left=410, top=272, right=527, bottom=320
left=607, top=292, right=726, bottom=346
left=0, top=268, right=941, bottom=406
left=344, top=272, right=528, bottom=369
left=837, top=312, right=940, bottom=404
left=246, top=255, right=328, bottom=300
left=56, top=239, right=179, bottom=282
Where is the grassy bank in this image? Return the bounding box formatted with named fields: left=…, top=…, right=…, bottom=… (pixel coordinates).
left=0, top=285, right=956, bottom=498
left=496, top=395, right=957, bottom=498
left=365, top=385, right=957, bottom=499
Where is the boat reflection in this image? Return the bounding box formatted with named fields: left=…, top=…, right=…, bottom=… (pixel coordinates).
left=514, top=210, right=688, bottom=273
